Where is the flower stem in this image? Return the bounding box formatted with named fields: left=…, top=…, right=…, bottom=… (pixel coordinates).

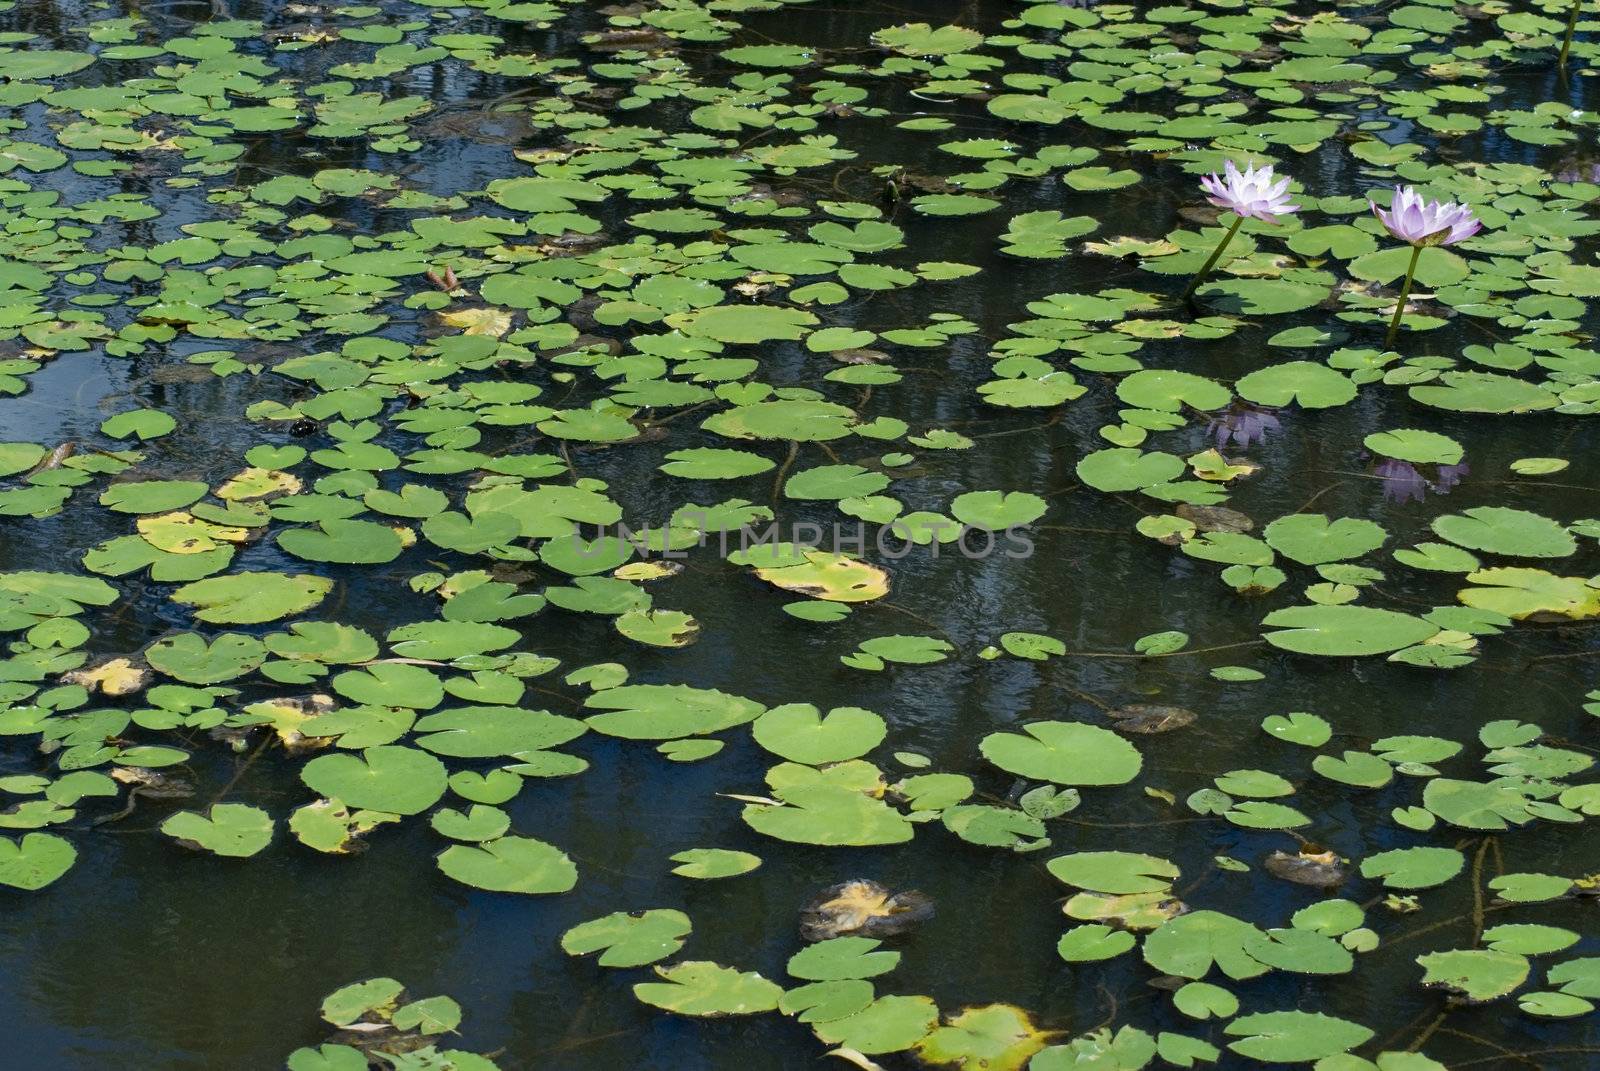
left=1179, top=214, right=1243, bottom=303
left=1560, top=0, right=1583, bottom=66
left=1385, top=244, right=1423, bottom=349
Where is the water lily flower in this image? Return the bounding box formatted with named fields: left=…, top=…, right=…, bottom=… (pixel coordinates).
left=1181, top=160, right=1297, bottom=302
left=1371, top=186, right=1480, bottom=248
left=1199, top=159, right=1298, bottom=223
left=1369, top=185, right=1481, bottom=346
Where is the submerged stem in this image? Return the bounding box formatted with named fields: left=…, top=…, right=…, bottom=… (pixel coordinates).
left=1470, top=835, right=1492, bottom=941
left=1408, top=1010, right=1449, bottom=1052
left=1385, top=243, right=1424, bottom=348
left=1178, top=214, right=1243, bottom=302
left=1560, top=0, right=1583, bottom=66
left=770, top=439, right=799, bottom=505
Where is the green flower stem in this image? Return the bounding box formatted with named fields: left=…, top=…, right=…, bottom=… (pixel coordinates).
left=1560, top=0, right=1583, bottom=66
left=1385, top=243, right=1424, bottom=349
left=1179, top=213, right=1244, bottom=303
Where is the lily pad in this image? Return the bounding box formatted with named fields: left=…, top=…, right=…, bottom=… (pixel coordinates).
left=436, top=836, right=578, bottom=894
left=979, top=722, right=1143, bottom=786
left=161, top=804, right=274, bottom=858
left=300, top=746, right=447, bottom=816
left=632, top=961, right=783, bottom=1017
left=561, top=909, right=691, bottom=968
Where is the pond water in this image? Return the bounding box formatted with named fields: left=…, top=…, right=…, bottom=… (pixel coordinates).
left=1, top=0, right=1599, bottom=1069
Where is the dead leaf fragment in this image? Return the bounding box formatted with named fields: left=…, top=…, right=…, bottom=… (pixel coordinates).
left=64, top=657, right=149, bottom=696
left=1264, top=849, right=1348, bottom=889
left=438, top=306, right=511, bottom=338
left=800, top=879, right=934, bottom=941
left=1108, top=704, right=1196, bottom=734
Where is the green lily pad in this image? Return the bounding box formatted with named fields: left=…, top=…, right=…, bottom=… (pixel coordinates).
left=1432, top=508, right=1576, bottom=559
left=632, top=961, right=783, bottom=1017
left=0, top=832, right=76, bottom=890
left=670, top=848, right=762, bottom=880
left=914, top=1004, right=1051, bottom=1071
left=279, top=520, right=404, bottom=564
left=980, top=722, right=1142, bottom=786
left=788, top=937, right=900, bottom=981
left=1048, top=851, right=1179, bottom=894
left=1263, top=515, right=1387, bottom=565
left=171, top=573, right=332, bottom=625
left=1417, top=949, right=1530, bottom=1003
left=300, top=746, right=447, bottom=816
left=100, top=480, right=208, bottom=514
left=436, top=835, right=578, bottom=894
left=1262, top=605, right=1438, bottom=656
left=813, top=994, right=939, bottom=1054
left=1224, top=1011, right=1373, bottom=1062
left=1364, top=429, right=1464, bottom=465
left=562, top=909, right=691, bottom=968
left=584, top=684, right=764, bottom=740
left=160, top=803, right=274, bottom=858
left=1359, top=847, right=1464, bottom=890
left=751, top=704, right=886, bottom=765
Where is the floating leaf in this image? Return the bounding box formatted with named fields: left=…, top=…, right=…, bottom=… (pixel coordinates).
left=914, top=1004, right=1052, bottom=1071
left=813, top=995, right=938, bottom=1054
left=788, top=937, right=900, bottom=981
left=1262, top=606, right=1438, bottom=657
left=980, top=722, right=1142, bottom=786
left=1223, top=1011, right=1373, bottom=1062
left=632, top=961, right=783, bottom=1017
left=670, top=848, right=761, bottom=880
left=562, top=909, right=691, bottom=968
left=0, top=832, right=75, bottom=890
left=160, top=804, right=274, bottom=858
left=300, top=746, right=447, bottom=816
left=1432, top=508, right=1576, bottom=559
left=171, top=573, right=332, bottom=625
left=1048, top=852, right=1179, bottom=895
left=436, top=836, right=577, bottom=894
left=752, top=704, right=886, bottom=765
left=1417, top=949, right=1530, bottom=1003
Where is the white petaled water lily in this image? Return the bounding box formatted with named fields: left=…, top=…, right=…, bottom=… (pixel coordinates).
left=1180, top=160, right=1298, bottom=303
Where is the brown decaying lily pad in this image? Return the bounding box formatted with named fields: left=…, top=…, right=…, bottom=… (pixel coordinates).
left=1264, top=849, right=1348, bottom=888
left=1107, top=704, right=1196, bottom=734
left=800, top=879, right=934, bottom=942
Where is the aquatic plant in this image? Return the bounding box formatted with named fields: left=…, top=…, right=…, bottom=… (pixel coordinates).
left=1560, top=0, right=1587, bottom=65
left=0, top=2, right=1593, bottom=1069
left=1370, top=186, right=1482, bottom=346
left=1180, top=161, right=1297, bottom=302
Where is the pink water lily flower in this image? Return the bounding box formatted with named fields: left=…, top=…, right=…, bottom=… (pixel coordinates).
left=1371, top=186, right=1480, bottom=247
left=1180, top=160, right=1297, bottom=302
left=1370, top=186, right=1485, bottom=347
left=1199, top=160, right=1299, bottom=223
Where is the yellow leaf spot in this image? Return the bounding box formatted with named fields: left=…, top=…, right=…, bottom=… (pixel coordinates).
left=216, top=467, right=302, bottom=501
left=64, top=658, right=149, bottom=696
left=439, top=306, right=512, bottom=338
left=751, top=550, right=889, bottom=603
